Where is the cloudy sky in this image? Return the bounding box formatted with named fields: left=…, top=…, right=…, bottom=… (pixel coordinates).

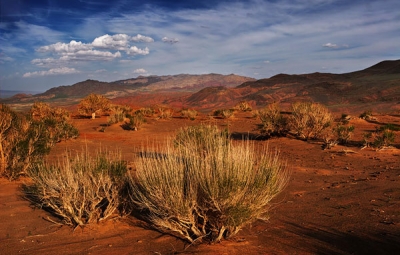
left=0, top=0, right=399, bottom=92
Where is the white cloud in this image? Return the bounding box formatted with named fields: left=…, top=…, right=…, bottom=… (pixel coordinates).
left=59, top=50, right=122, bottom=61
left=126, top=46, right=149, bottom=56
left=133, top=68, right=148, bottom=74
left=131, top=34, right=154, bottom=43
left=162, top=37, right=179, bottom=44
left=23, top=67, right=79, bottom=77
left=37, top=40, right=92, bottom=53
left=92, top=34, right=131, bottom=50
left=323, top=43, right=338, bottom=48
left=322, top=43, right=350, bottom=49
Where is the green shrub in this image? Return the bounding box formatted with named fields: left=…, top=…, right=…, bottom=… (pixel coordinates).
left=289, top=102, right=333, bottom=140
left=129, top=124, right=289, bottom=243
left=25, top=150, right=127, bottom=226
left=373, top=129, right=396, bottom=148
left=335, top=124, right=355, bottom=144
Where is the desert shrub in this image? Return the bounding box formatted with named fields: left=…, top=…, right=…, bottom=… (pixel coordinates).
left=234, top=101, right=252, bottom=112
left=1, top=104, right=78, bottom=180
left=136, top=107, right=155, bottom=117
left=180, top=109, right=198, bottom=120
left=25, top=150, right=127, bottom=226
left=379, top=123, right=400, bottom=132
left=373, top=128, right=396, bottom=148
left=78, top=93, right=111, bottom=119
left=340, top=114, right=351, bottom=124
left=157, top=107, right=174, bottom=119
left=213, top=109, right=234, bottom=119
left=258, top=103, right=287, bottom=136
left=359, top=110, right=372, bottom=119
left=335, top=124, right=355, bottom=144
left=129, top=124, right=289, bottom=243
left=107, top=104, right=131, bottom=125
left=289, top=102, right=333, bottom=140
left=127, top=112, right=146, bottom=131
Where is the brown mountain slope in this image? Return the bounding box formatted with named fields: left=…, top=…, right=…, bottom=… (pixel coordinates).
left=178, top=60, right=400, bottom=112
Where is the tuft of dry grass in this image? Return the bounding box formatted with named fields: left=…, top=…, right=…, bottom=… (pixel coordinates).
left=25, top=150, right=127, bottom=227
left=128, top=124, right=289, bottom=243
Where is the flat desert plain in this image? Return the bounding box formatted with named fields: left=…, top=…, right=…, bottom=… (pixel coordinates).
left=1, top=111, right=399, bottom=255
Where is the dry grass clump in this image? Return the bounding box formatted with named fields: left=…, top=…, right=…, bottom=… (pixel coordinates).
left=128, top=124, right=289, bottom=243
left=25, top=150, right=127, bottom=227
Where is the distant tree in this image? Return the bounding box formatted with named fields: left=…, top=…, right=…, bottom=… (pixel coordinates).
left=78, top=94, right=110, bottom=119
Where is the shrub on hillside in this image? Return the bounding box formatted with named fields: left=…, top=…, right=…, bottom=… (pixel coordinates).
left=128, top=124, right=289, bottom=243
left=25, top=150, right=127, bottom=226
left=289, top=102, right=333, bottom=140
left=234, top=101, right=252, bottom=112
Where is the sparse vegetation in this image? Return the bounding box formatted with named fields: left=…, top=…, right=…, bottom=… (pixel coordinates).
left=128, top=124, right=289, bottom=243
left=335, top=124, right=355, bottom=145
left=78, top=93, right=111, bottom=119
left=213, top=108, right=234, bottom=119
left=234, top=101, right=252, bottom=112
left=180, top=108, right=198, bottom=120
left=25, top=150, right=127, bottom=227
left=373, top=128, right=396, bottom=148
left=107, top=104, right=132, bottom=125
left=289, top=102, right=333, bottom=140
left=157, top=106, right=174, bottom=119
left=359, top=110, right=377, bottom=121
left=258, top=103, right=287, bottom=136
left=127, top=112, right=146, bottom=131
left=0, top=103, right=78, bottom=180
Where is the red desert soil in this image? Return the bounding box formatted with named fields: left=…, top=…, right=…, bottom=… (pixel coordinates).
left=1, top=112, right=399, bottom=255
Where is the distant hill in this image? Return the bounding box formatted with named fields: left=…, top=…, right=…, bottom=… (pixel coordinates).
left=3, top=60, right=400, bottom=114
left=174, top=60, right=400, bottom=112
left=34, top=74, right=254, bottom=99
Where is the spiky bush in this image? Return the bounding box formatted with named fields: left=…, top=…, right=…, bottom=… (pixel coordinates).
left=129, top=125, right=289, bottom=243
left=25, top=150, right=127, bottom=226
left=258, top=103, right=287, bottom=136
left=289, top=102, right=333, bottom=140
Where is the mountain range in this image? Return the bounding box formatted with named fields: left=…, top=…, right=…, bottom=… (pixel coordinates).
left=2, top=60, right=400, bottom=113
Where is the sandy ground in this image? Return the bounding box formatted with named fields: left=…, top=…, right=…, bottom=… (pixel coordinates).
left=1, top=112, right=399, bottom=254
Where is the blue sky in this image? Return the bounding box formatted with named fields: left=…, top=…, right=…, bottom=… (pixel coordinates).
left=0, top=0, right=399, bottom=92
